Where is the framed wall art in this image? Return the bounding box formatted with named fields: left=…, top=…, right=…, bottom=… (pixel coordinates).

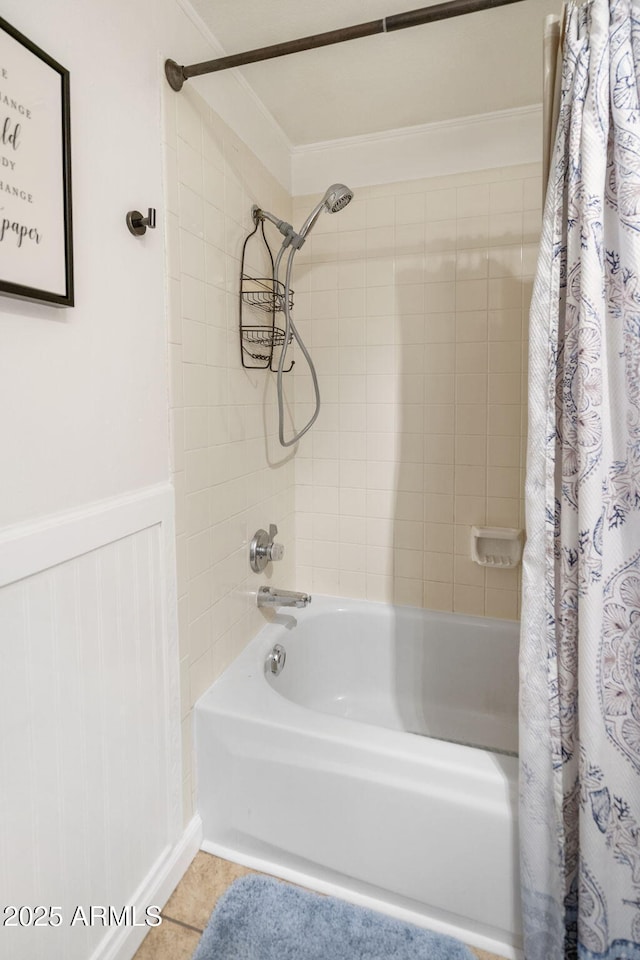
left=0, top=15, right=73, bottom=307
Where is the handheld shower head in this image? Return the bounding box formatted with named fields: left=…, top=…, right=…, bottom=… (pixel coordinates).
left=323, top=183, right=354, bottom=214
left=254, top=185, right=354, bottom=251
left=297, top=183, right=354, bottom=243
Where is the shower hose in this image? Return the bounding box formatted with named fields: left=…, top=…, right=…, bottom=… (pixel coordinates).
left=274, top=242, right=321, bottom=448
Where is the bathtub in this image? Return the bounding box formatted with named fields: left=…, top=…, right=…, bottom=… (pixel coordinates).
left=196, top=596, right=521, bottom=958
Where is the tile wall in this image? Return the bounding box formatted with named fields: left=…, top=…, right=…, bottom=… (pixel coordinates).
left=292, top=163, right=541, bottom=619
left=162, top=86, right=296, bottom=823
left=163, top=84, right=541, bottom=817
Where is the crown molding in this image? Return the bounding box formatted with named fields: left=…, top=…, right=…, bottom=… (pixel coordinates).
left=291, top=105, right=542, bottom=155
left=291, top=104, right=543, bottom=196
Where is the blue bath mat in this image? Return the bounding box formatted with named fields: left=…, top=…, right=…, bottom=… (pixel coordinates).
left=192, top=874, right=477, bottom=960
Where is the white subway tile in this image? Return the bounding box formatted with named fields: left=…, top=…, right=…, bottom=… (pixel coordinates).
left=367, top=196, right=396, bottom=227
left=395, top=193, right=426, bottom=225
left=177, top=137, right=203, bottom=195
left=340, top=542, right=367, bottom=573
left=180, top=230, right=205, bottom=281
left=456, top=404, right=487, bottom=436
left=424, top=493, right=453, bottom=523
left=425, top=188, right=456, bottom=221
left=176, top=94, right=202, bottom=152
left=455, top=435, right=486, bottom=465
left=340, top=516, right=368, bottom=545
left=456, top=184, right=490, bottom=218
left=456, top=279, right=488, bottom=312
left=488, top=404, right=522, bottom=436
left=424, top=552, right=453, bottom=582
left=456, top=248, right=488, bottom=281
left=453, top=584, right=485, bottom=616
left=339, top=571, right=367, bottom=599
left=488, top=372, right=521, bottom=404
left=485, top=588, right=518, bottom=620
left=340, top=487, right=367, bottom=516
left=424, top=313, right=455, bottom=343
left=367, top=402, right=397, bottom=433
left=424, top=282, right=455, bottom=314
left=184, top=407, right=208, bottom=451
left=395, top=254, right=425, bottom=284
left=424, top=580, right=453, bottom=611
left=395, top=223, right=424, bottom=253
left=456, top=215, right=488, bottom=249
left=456, top=373, right=488, bottom=405
left=490, top=180, right=524, bottom=214
left=489, top=211, right=523, bottom=244
left=179, top=183, right=205, bottom=238
left=425, top=220, right=456, bottom=252
left=366, top=225, right=395, bottom=257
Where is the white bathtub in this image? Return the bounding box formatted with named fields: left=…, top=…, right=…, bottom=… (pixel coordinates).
left=196, top=596, right=521, bottom=958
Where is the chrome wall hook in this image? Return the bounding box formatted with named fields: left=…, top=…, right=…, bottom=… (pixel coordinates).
left=126, top=208, right=156, bottom=237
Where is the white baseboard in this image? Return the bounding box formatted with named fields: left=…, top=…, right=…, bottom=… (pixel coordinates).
left=94, top=815, right=203, bottom=960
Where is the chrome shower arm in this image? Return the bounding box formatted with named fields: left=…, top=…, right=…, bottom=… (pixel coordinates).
left=252, top=205, right=299, bottom=245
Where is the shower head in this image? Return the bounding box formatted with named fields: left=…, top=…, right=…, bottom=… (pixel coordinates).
left=253, top=184, right=354, bottom=251
left=297, top=183, right=354, bottom=243
left=322, top=183, right=354, bottom=214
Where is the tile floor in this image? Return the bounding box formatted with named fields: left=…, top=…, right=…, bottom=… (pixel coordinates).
left=133, top=850, right=508, bottom=960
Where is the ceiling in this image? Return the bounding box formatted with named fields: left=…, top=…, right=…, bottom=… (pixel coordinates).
left=189, top=0, right=563, bottom=146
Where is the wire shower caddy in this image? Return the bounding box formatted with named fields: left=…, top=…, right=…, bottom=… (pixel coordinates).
left=239, top=216, right=294, bottom=372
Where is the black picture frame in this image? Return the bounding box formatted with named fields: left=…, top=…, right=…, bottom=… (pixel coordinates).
left=0, top=15, right=73, bottom=307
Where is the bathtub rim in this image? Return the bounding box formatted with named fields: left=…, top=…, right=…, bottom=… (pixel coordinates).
left=255, top=591, right=520, bottom=636
left=198, top=593, right=520, bottom=784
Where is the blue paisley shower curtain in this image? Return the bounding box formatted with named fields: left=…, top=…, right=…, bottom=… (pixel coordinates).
left=520, top=0, right=640, bottom=958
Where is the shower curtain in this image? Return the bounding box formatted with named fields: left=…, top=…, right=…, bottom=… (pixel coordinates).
left=520, top=0, right=640, bottom=958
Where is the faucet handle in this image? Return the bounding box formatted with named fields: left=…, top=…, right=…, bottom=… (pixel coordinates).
left=250, top=524, right=285, bottom=572
left=269, top=541, right=285, bottom=562
left=268, top=525, right=284, bottom=562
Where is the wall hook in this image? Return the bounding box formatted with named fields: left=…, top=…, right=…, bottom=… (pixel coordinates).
left=126, top=208, right=156, bottom=237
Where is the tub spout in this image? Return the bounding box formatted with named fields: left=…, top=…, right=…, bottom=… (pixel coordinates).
left=257, top=586, right=312, bottom=609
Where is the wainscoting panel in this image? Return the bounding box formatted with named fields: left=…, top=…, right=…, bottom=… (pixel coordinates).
left=0, top=484, right=182, bottom=960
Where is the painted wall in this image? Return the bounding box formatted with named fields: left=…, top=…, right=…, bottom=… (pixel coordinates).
left=162, top=83, right=296, bottom=823
left=0, top=0, right=289, bottom=530
left=293, top=163, right=541, bottom=618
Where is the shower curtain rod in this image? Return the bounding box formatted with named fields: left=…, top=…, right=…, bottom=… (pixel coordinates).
left=165, top=0, right=527, bottom=91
